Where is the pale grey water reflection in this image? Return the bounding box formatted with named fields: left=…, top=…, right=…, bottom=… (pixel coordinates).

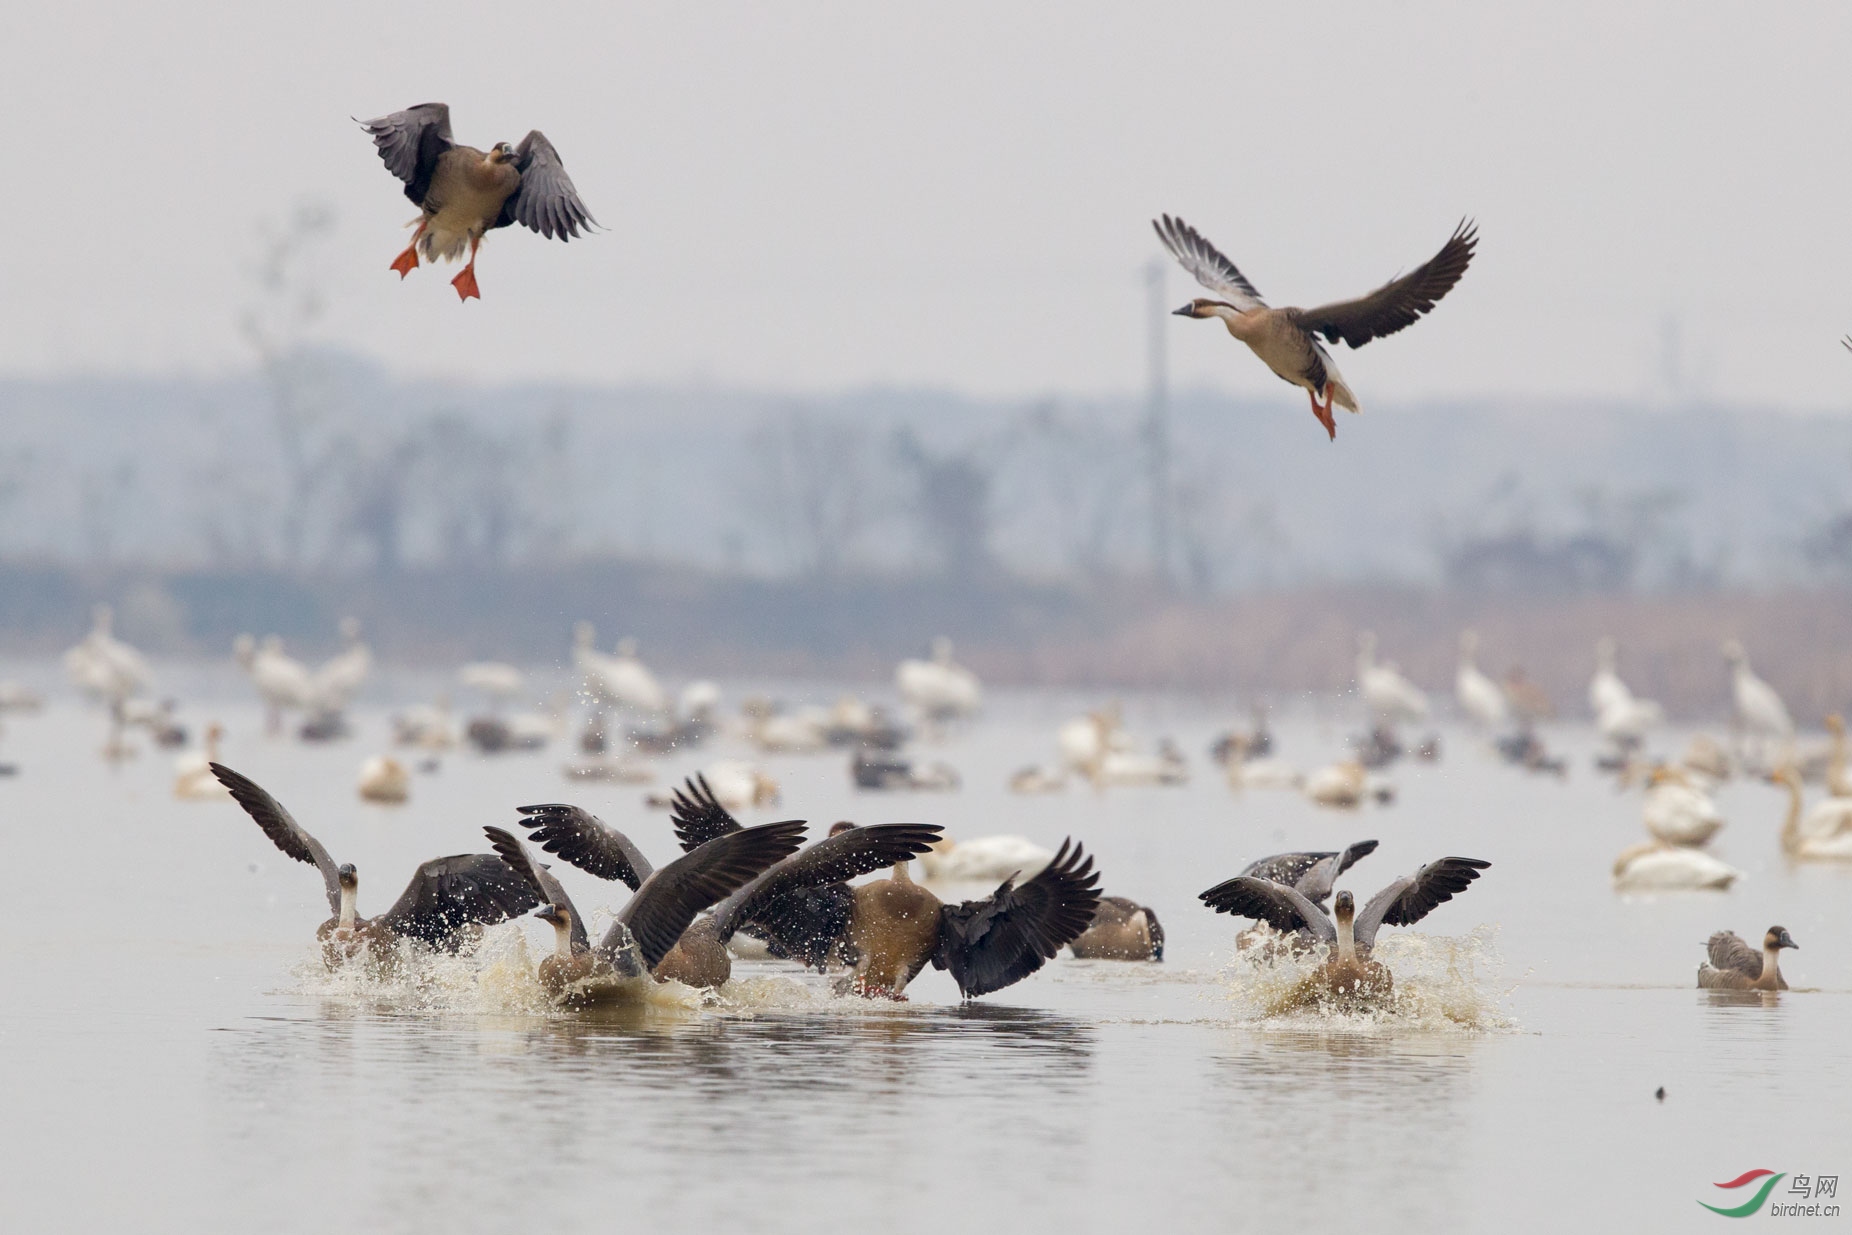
left=3, top=677, right=1849, bottom=1232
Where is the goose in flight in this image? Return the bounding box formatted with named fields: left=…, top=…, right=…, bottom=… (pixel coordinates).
left=1697, top=926, right=1797, bottom=991
left=1201, top=855, right=1490, bottom=1009
left=359, top=103, right=596, bottom=301
left=211, top=763, right=540, bottom=969
left=1230, top=839, right=1378, bottom=955
left=482, top=820, right=806, bottom=1002
left=1155, top=215, right=1477, bottom=440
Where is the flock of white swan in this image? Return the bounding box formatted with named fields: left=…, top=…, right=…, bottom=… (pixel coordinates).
left=7, top=601, right=1842, bottom=1008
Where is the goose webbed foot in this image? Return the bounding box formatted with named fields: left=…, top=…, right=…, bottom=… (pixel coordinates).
left=389, top=245, right=419, bottom=278
left=1308, top=388, right=1337, bottom=441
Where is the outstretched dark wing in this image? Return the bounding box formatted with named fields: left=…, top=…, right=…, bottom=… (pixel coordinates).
left=611, top=821, right=807, bottom=971
left=376, top=854, right=541, bottom=951
left=933, top=838, right=1101, bottom=998
left=1352, top=856, right=1492, bottom=952
left=713, top=822, right=942, bottom=942
left=1240, top=849, right=1340, bottom=887
left=1290, top=220, right=1477, bottom=349
left=358, top=102, right=453, bottom=205
left=515, top=803, right=653, bottom=891
left=1294, top=839, right=1381, bottom=904
left=1198, top=876, right=1336, bottom=943
left=1153, top=215, right=1267, bottom=309
left=669, top=774, right=744, bottom=852
left=211, top=762, right=341, bottom=915
left=483, top=826, right=587, bottom=953
left=1705, top=931, right=1763, bottom=980
left=496, top=130, right=597, bottom=240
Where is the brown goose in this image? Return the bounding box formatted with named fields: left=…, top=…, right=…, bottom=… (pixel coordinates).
left=1201, top=856, right=1490, bottom=1010
left=359, top=103, right=596, bottom=301
left=1697, top=926, right=1797, bottom=991
left=212, top=762, right=539, bottom=969
left=647, top=774, right=1100, bottom=999
left=1155, top=215, right=1477, bottom=440
left=1067, top=895, right=1164, bottom=961
left=483, top=819, right=805, bottom=1002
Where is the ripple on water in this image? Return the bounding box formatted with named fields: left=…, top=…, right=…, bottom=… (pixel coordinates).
left=1214, top=923, right=1516, bottom=1033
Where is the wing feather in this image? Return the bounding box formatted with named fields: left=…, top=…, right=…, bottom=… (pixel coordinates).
left=1291, top=220, right=1477, bottom=349
left=1352, top=856, right=1491, bottom=952
left=376, top=854, right=542, bottom=950
left=1198, top=875, right=1335, bottom=943
left=1152, top=214, right=1267, bottom=310
left=483, top=826, right=587, bottom=953
left=711, top=823, right=942, bottom=941
left=515, top=803, right=653, bottom=890
left=1705, top=931, right=1763, bottom=979
left=610, top=821, right=807, bottom=971
left=211, top=762, right=342, bottom=915
left=357, top=102, right=453, bottom=205
left=497, top=130, right=597, bottom=240
left=669, top=774, right=743, bottom=852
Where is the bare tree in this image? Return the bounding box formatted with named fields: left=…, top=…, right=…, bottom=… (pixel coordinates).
left=893, top=427, right=995, bottom=581
left=741, top=408, right=872, bottom=577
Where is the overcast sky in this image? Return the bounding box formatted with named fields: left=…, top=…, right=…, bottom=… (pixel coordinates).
left=5, top=3, right=1851, bottom=409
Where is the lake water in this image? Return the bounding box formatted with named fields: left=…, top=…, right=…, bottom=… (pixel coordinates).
left=2, top=668, right=1847, bottom=1232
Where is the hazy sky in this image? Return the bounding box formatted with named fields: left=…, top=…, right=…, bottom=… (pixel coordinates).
left=6, top=3, right=1851, bottom=408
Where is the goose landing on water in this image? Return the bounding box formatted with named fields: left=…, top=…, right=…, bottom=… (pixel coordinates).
left=1155, top=215, right=1476, bottom=441
left=1697, top=926, right=1796, bottom=991
left=1201, top=856, right=1491, bottom=1012
left=212, top=763, right=540, bottom=970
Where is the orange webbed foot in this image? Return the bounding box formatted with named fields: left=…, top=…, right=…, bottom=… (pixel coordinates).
left=451, top=266, right=481, bottom=302
left=1309, top=391, right=1337, bottom=441
left=389, top=247, right=419, bottom=278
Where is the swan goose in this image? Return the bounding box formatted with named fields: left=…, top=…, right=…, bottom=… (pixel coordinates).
left=1697, top=927, right=1796, bottom=991
left=1068, top=896, right=1164, bottom=961
left=359, top=103, right=595, bottom=301
left=1155, top=215, right=1476, bottom=440
left=213, top=763, right=540, bottom=969
left=1201, top=855, right=1491, bottom=1010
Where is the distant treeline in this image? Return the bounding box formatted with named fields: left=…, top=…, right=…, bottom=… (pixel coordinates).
left=3, top=559, right=1846, bottom=722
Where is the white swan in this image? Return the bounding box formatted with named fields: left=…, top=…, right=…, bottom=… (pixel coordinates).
left=312, top=617, right=372, bottom=712
left=1770, top=766, right=1852, bottom=859
left=1723, top=639, right=1793, bottom=761
left=1093, top=741, right=1188, bottom=787
left=1356, top=632, right=1428, bottom=728
left=1641, top=767, right=1725, bottom=846
left=357, top=755, right=410, bottom=804
left=1057, top=708, right=1129, bottom=772
left=896, top=637, right=982, bottom=724
left=64, top=604, right=150, bottom=703
left=173, top=723, right=233, bottom=800
left=1226, top=753, right=1303, bottom=791
left=917, top=835, right=1054, bottom=883
left=1612, top=841, right=1739, bottom=890
left=392, top=698, right=456, bottom=751
left=572, top=623, right=667, bottom=713
left=1455, top=630, right=1508, bottom=730
left=234, top=634, right=317, bottom=734
left=1589, top=637, right=1662, bottom=750
left=1304, top=759, right=1370, bottom=809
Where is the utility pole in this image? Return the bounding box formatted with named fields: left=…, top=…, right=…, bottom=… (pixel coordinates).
left=1144, top=259, right=1172, bottom=586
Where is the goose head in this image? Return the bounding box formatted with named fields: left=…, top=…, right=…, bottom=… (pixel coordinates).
left=535, top=903, right=575, bottom=954
left=829, top=820, right=857, bottom=837
left=1763, top=926, right=1798, bottom=952
left=1173, top=298, right=1242, bottom=319
left=487, top=141, right=516, bottom=165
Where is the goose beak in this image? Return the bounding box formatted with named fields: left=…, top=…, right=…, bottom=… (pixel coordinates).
left=1171, top=304, right=1194, bottom=317
left=1779, top=931, right=1798, bottom=950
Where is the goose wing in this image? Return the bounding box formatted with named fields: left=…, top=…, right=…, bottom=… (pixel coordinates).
left=358, top=102, right=453, bottom=206
left=713, top=822, right=944, bottom=942
left=496, top=130, right=597, bottom=241
left=932, top=838, right=1101, bottom=998
left=1705, top=931, right=1763, bottom=980
left=1352, top=856, right=1491, bottom=952
left=211, top=762, right=342, bottom=916
left=611, top=821, right=807, bottom=970
left=669, top=774, right=743, bottom=851
left=1198, top=875, right=1335, bottom=943
left=483, top=826, right=588, bottom=953
left=515, top=803, right=653, bottom=891
left=1153, top=215, right=1268, bottom=310
left=1290, top=220, right=1477, bottom=349
left=376, top=854, right=542, bottom=951
left=1295, top=839, right=1381, bottom=903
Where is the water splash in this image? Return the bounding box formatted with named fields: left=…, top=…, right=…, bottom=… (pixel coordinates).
left=1214, top=923, right=1515, bottom=1032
